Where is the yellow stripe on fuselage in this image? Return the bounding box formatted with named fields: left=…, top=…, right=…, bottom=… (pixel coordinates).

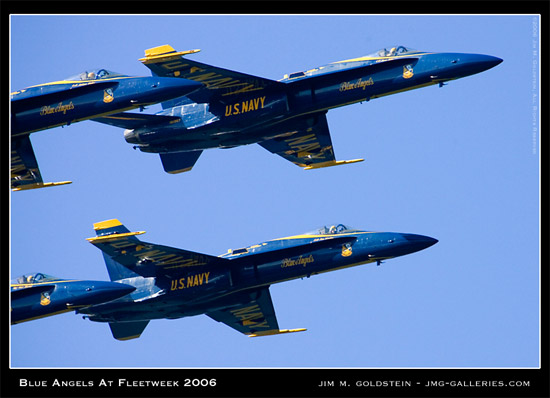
left=332, top=52, right=432, bottom=64
left=10, top=280, right=80, bottom=289
left=11, top=76, right=139, bottom=94
left=271, top=231, right=376, bottom=241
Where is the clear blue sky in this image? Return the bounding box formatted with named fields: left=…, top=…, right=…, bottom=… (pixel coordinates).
left=10, top=14, right=540, bottom=371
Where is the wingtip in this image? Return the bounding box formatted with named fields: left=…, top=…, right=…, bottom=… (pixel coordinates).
left=11, top=180, right=72, bottom=192
left=304, top=158, right=364, bottom=170
left=248, top=328, right=307, bottom=337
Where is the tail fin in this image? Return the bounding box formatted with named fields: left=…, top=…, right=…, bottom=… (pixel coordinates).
left=89, top=219, right=145, bottom=281
left=88, top=219, right=228, bottom=280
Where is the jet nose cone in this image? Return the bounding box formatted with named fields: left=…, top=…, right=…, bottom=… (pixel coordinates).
left=471, top=54, right=503, bottom=71
left=448, top=53, right=503, bottom=78
left=402, top=233, right=439, bottom=253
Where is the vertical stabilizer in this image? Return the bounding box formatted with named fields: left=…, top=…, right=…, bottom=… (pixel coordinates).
left=92, top=219, right=143, bottom=281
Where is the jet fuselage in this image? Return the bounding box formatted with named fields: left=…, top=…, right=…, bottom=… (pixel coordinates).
left=124, top=48, right=502, bottom=153
left=11, top=71, right=202, bottom=136
left=79, top=225, right=437, bottom=323
left=10, top=274, right=135, bottom=324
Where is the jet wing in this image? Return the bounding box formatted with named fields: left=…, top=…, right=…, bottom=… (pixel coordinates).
left=258, top=112, right=364, bottom=170
left=11, top=135, right=72, bottom=191
left=91, top=112, right=181, bottom=130
left=139, top=45, right=286, bottom=97
left=207, top=287, right=306, bottom=337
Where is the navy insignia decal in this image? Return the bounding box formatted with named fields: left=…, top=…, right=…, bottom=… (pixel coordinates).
left=40, top=292, right=51, bottom=306
left=103, top=88, right=114, bottom=103
left=342, top=243, right=353, bottom=257
left=403, top=65, right=414, bottom=79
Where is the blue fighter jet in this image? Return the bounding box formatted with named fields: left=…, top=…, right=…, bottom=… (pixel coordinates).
left=92, top=44, right=502, bottom=174
left=74, top=219, right=438, bottom=340
left=10, top=272, right=135, bottom=324
left=10, top=68, right=202, bottom=191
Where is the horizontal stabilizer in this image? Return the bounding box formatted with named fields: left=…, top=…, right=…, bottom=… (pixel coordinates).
left=159, top=150, right=203, bottom=174
left=109, top=320, right=150, bottom=341
left=87, top=230, right=146, bottom=243
left=91, top=112, right=180, bottom=129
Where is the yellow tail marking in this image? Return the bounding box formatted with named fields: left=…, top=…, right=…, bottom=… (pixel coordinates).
left=140, top=45, right=200, bottom=63
left=93, top=219, right=123, bottom=230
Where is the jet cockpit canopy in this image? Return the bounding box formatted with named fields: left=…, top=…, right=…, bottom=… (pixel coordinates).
left=65, top=69, right=127, bottom=81
left=306, top=224, right=357, bottom=235
left=368, top=45, right=417, bottom=58
left=11, top=272, right=59, bottom=285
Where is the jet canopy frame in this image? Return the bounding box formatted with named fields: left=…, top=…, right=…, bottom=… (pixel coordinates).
left=11, top=273, right=59, bottom=285
left=64, top=69, right=127, bottom=81
left=305, top=224, right=358, bottom=235
left=368, top=45, right=418, bottom=58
